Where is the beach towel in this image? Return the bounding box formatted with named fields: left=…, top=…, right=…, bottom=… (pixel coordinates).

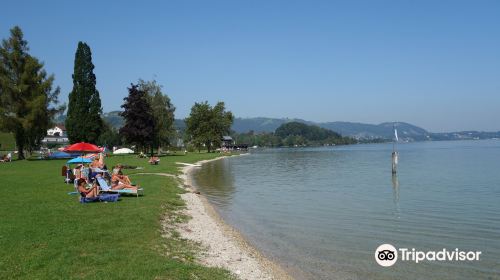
left=80, top=193, right=120, bottom=203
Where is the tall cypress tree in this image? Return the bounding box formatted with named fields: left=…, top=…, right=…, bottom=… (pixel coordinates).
left=119, top=84, right=155, bottom=153
left=66, top=42, right=103, bottom=143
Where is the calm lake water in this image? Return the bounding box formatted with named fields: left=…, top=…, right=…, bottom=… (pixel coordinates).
left=192, top=140, right=500, bottom=280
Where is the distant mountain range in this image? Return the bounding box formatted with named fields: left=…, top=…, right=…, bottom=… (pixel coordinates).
left=232, top=118, right=429, bottom=141
left=56, top=112, right=500, bottom=142
left=232, top=118, right=500, bottom=142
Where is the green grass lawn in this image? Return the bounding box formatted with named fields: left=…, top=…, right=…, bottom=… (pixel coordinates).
left=0, top=152, right=235, bottom=279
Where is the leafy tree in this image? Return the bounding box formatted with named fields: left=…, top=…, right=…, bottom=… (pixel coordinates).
left=137, top=79, right=175, bottom=152
left=97, top=120, right=122, bottom=148
left=210, top=102, right=234, bottom=149
left=257, top=133, right=282, bottom=147
left=0, top=26, right=64, bottom=159
left=185, top=101, right=233, bottom=152
left=119, top=84, right=154, bottom=153
left=65, top=42, right=103, bottom=143
left=185, top=102, right=211, bottom=152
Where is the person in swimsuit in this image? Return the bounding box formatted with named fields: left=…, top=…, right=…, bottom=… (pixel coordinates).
left=98, top=153, right=106, bottom=169
left=76, top=178, right=99, bottom=198
left=110, top=179, right=139, bottom=191
left=73, top=164, right=83, bottom=179
left=148, top=156, right=160, bottom=165
left=111, top=164, right=132, bottom=185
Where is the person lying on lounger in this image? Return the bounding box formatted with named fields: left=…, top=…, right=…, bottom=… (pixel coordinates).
left=76, top=178, right=99, bottom=198
left=110, top=179, right=139, bottom=191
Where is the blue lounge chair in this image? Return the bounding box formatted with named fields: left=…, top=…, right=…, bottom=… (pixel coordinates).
left=96, top=176, right=143, bottom=197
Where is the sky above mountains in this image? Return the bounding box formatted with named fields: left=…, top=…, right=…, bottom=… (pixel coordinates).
left=1, top=0, right=499, bottom=132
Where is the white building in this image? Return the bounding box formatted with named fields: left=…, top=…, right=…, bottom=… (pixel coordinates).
left=47, top=125, right=66, bottom=137
left=43, top=124, right=69, bottom=144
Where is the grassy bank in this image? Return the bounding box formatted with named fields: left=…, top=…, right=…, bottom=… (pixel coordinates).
left=0, top=152, right=234, bottom=279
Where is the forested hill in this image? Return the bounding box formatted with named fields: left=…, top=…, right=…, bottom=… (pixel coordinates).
left=274, top=122, right=356, bottom=146
left=276, top=122, right=340, bottom=141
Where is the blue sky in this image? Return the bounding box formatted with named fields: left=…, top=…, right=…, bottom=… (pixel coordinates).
left=1, top=0, right=499, bottom=132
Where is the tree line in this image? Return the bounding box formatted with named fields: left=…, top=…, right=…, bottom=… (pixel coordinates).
left=0, top=26, right=233, bottom=159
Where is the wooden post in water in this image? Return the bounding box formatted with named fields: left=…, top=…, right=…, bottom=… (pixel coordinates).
left=392, top=123, right=398, bottom=174
left=392, top=151, right=398, bottom=174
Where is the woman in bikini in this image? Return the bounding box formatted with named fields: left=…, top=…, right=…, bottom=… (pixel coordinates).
left=112, top=164, right=132, bottom=185
left=76, top=178, right=99, bottom=198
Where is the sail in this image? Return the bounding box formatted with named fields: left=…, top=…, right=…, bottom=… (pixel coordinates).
left=394, top=128, right=398, bottom=142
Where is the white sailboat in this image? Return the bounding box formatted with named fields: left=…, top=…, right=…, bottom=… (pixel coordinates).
left=392, top=124, right=398, bottom=174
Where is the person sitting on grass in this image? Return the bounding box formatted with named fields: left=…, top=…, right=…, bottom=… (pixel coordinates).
left=112, top=164, right=132, bottom=185
left=148, top=156, right=160, bottom=165
left=76, top=178, right=99, bottom=198
left=110, top=179, right=139, bottom=191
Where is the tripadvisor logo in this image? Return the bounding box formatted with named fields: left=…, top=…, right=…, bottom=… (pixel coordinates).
left=375, top=244, right=398, bottom=267
left=375, top=244, right=481, bottom=267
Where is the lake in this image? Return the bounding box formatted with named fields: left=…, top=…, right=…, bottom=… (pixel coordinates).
left=192, top=140, right=500, bottom=279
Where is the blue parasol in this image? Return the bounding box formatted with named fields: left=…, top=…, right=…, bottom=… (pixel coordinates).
left=67, top=157, right=92, bottom=164
left=48, top=152, right=77, bottom=159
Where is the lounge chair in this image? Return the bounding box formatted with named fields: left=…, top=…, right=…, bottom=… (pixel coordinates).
left=96, top=176, right=143, bottom=197
left=81, top=167, right=90, bottom=181
left=89, top=167, right=110, bottom=182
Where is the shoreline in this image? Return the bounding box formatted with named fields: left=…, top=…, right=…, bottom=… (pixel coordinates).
left=176, top=155, right=292, bottom=280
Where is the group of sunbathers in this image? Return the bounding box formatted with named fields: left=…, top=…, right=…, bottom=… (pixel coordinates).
left=71, top=154, right=140, bottom=198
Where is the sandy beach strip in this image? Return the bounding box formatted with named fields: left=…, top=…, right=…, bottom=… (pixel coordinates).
left=175, top=156, right=292, bottom=280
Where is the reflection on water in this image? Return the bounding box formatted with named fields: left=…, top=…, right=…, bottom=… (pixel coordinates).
left=192, top=141, right=500, bottom=280
left=192, top=159, right=236, bottom=208
left=392, top=174, right=400, bottom=220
